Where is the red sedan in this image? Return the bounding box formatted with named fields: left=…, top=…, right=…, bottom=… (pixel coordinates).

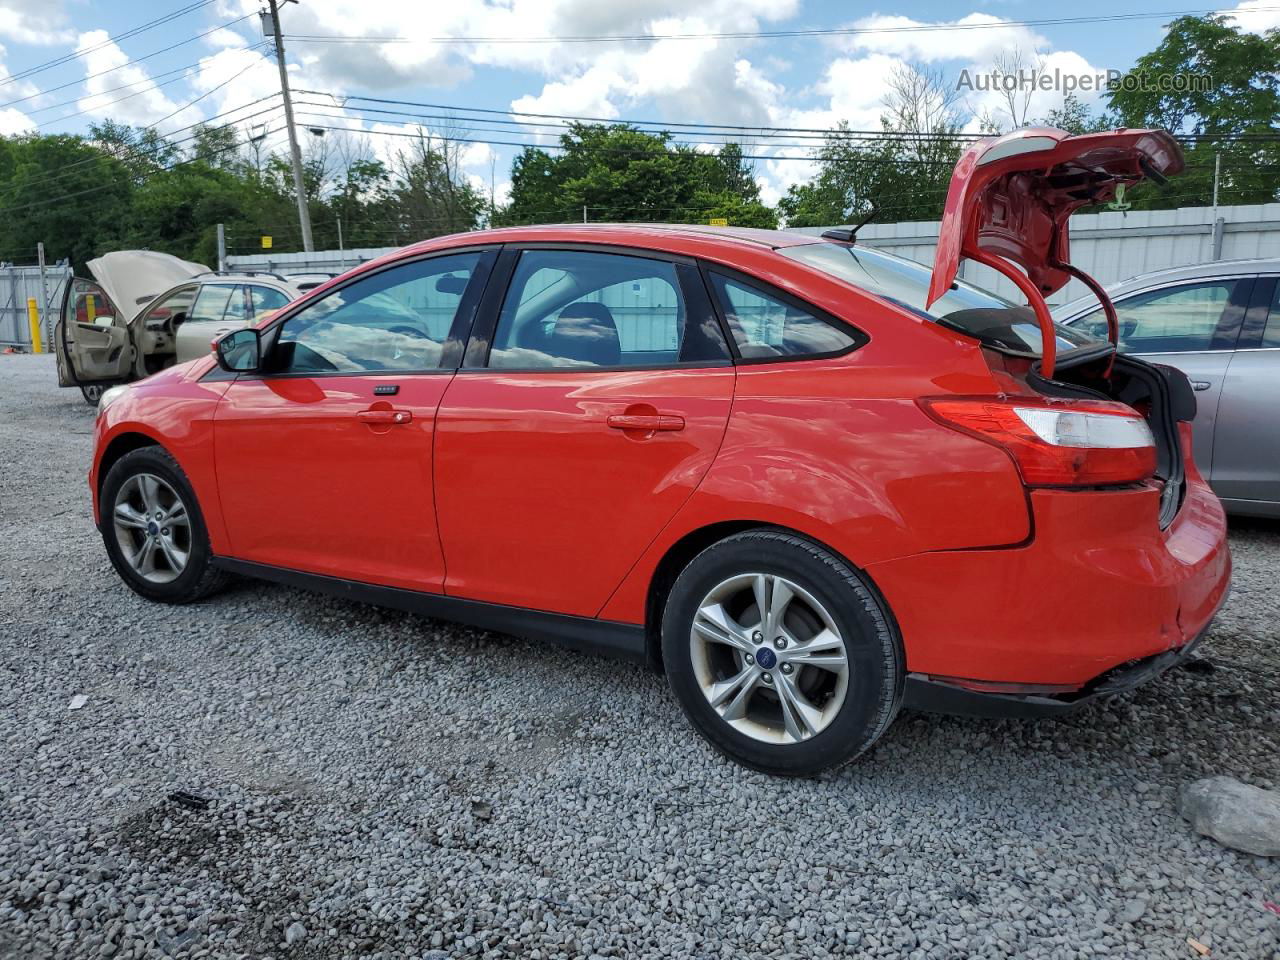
left=88, top=128, right=1230, bottom=775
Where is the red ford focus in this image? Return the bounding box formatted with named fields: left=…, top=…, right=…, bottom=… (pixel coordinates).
left=88, top=128, right=1230, bottom=775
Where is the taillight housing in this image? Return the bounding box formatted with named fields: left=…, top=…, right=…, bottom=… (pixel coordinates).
left=920, top=397, right=1157, bottom=487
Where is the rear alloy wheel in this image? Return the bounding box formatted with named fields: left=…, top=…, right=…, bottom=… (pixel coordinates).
left=663, top=530, right=903, bottom=776
left=80, top=384, right=104, bottom=406
left=100, top=446, right=227, bottom=603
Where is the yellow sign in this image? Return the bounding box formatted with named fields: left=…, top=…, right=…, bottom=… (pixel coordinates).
left=261, top=236, right=273, bottom=249
left=708, top=217, right=729, bottom=226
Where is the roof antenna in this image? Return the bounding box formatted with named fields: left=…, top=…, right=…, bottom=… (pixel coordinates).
left=821, top=205, right=879, bottom=244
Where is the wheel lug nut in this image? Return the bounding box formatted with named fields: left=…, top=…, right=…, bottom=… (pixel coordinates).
left=781, top=663, right=793, bottom=675
left=155, top=512, right=162, bottom=520
left=744, top=654, right=755, bottom=665
left=161, top=528, right=169, bottom=536
left=751, top=631, right=763, bottom=643
left=774, top=637, right=787, bottom=649
left=762, top=672, right=773, bottom=684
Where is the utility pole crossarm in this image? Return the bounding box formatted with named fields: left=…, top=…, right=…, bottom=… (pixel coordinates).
left=267, top=0, right=314, bottom=253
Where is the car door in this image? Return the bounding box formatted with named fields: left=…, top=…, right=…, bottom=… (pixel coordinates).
left=1210, top=276, right=1280, bottom=508
left=211, top=249, right=496, bottom=592
left=433, top=246, right=736, bottom=617
left=1071, top=277, right=1251, bottom=482
left=55, top=276, right=133, bottom=388
left=173, top=282, right=240, bottom=362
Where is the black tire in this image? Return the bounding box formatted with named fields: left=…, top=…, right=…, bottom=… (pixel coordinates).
left=100, top=446, right=228, bottom=604
left=80, top=384, right=104, bottom=406
left=662, top=530, right=903, bottom=776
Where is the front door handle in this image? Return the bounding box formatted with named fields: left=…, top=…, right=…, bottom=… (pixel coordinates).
left=1191, top=380, right=1212, bottom=392
left=606, top=414, right=685, bottom=432
left=357, top=409, right=413, bottom=425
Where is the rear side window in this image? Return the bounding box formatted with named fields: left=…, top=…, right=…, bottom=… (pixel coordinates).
left=489, top=250, right=729, bottom=369
left=188, top=284, right=237, bottom=323
left=1075, top=281, right=1239, bottom=353
left=708, top=273, right=859, bottom=359
left=249, top=285, right=291, bottom=317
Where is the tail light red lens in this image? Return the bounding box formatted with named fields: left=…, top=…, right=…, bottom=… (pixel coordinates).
left=920, top=397, right=1157, bottom=487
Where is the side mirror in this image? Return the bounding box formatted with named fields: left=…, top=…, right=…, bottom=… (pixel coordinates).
left=214, top=328, right=261, bottom=372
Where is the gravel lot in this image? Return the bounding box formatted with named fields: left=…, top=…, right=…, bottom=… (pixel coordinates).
left=1, top=353, right=1277, bottom=960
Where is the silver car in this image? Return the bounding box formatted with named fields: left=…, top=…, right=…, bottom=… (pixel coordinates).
left=1055, top=258, right=1280, bottom=517
left=55, top=251, right=301, bottom=405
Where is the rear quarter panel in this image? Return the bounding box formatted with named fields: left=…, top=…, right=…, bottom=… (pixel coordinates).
left=598, top=277, right=1033, bottom=623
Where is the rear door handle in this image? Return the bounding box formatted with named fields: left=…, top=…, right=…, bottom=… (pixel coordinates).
left=1191, top=380, right=1212, bottom=392
left=606, top=414, right=685, bottom=432
left=357, top=409, right=413, bottom=425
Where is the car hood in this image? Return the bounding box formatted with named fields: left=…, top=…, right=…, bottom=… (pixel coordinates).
left=927, top=127, right=1184, bottom=310
left=86, top=250, right=208, bottom=322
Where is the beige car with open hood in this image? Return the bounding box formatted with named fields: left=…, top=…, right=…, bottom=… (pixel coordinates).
left=55, top=250, right=301, bottom=404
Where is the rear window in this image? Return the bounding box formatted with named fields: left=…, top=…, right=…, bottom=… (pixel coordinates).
left=780, top=242, right=1103, bottom=357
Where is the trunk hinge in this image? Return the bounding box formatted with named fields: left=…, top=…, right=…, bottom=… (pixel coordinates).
left=963, top=246, right=1060, bottom=380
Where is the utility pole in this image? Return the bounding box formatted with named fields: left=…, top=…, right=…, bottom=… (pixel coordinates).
left=216, top=223, right=227, bottom=272
left=36, top=242, right=50, bottom=344
left=336, top=218, right=344, bottom=270
left=265, top=0, right=313, bottom=252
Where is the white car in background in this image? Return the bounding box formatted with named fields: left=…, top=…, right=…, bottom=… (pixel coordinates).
left=55, top=251, right=302, bottom=404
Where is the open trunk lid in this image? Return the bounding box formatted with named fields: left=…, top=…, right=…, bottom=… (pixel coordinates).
left=86, top=250, right=207, bottom=323
left=927, top=127, right=1183, bottom=379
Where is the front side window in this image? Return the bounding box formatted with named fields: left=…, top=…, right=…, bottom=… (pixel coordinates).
left=1075, top=281, right=1239, bottom=353
left=489, top=250, right=728, bottom=369
left=708, top=273, right=859, bottom=358
left=272, top=253, right=481, bottom=373
left=139, top=286, right=197, bottom=328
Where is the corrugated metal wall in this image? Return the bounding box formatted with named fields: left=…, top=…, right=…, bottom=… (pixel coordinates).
left=794, top=202, right=1280, bottom=306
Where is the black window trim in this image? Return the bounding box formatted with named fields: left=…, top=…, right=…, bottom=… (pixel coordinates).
left=699, top=262, right=869, bottom=365
left=210, top=245, right=501, bottom=382
left=1236, top=274, right=1274, bottom=350
left=461, top=242, right=734, bottom=374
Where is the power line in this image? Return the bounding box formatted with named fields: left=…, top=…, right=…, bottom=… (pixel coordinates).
left=299, top=90, right=1280, bottom=144
left=275, top=7, right=1280, bottom=45
left=0, top=12, right=256, bottom=111
left=34, top=46, right=272, bottom=131
left=2, top=0, right=217, bottom=87
left=0, top=124, right=283, bottom=216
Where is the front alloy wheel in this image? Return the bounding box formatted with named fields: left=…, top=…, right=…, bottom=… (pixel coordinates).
left=663, top=530, right=903, bottom=776
left=100, top=446, right=227, bottom=604
left=112, top=473, right=191, bottom=584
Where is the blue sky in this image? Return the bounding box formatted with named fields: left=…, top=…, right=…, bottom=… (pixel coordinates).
left=1, top=0, right=1275, bottom=205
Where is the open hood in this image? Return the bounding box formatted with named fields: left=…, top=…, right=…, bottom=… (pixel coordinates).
left=927, top=127, right=1183, bottom=377
left=86, top=250, right=208, bottom=322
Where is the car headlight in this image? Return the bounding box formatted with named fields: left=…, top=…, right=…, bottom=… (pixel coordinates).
left=97, top=384, right=130, bottom=415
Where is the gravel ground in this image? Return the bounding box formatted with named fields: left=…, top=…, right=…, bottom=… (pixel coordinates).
left=1, top=353, right=1277, bottom=960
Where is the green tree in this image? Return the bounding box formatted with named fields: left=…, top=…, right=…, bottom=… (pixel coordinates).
left=498, top=123, right=776, bottom=227
left=1106, top=15, right=1280, bottom=208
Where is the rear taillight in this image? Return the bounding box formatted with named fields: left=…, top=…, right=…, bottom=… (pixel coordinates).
left=921, top=397, right=1156, bottom=487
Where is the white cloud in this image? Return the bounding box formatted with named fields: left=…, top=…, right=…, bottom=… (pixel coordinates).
left=0, top=0, right=75, bottom=46
left=834, top=13, right=1048, bottom=65
left=73, top=30, right=205, bottom=130
left=1220, top=0, right=1280, bottom=31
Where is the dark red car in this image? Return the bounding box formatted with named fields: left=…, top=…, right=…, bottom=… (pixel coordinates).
left=89, top=128, right=1229, bottom=775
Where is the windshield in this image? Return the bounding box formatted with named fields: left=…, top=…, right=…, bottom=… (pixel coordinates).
left=780, top=242, right=1104, bottom=357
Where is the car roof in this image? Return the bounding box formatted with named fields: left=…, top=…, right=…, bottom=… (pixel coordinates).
left=402, top=222, right=824, bottom=255
left=1054, top=256, right=1280, bottom=318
